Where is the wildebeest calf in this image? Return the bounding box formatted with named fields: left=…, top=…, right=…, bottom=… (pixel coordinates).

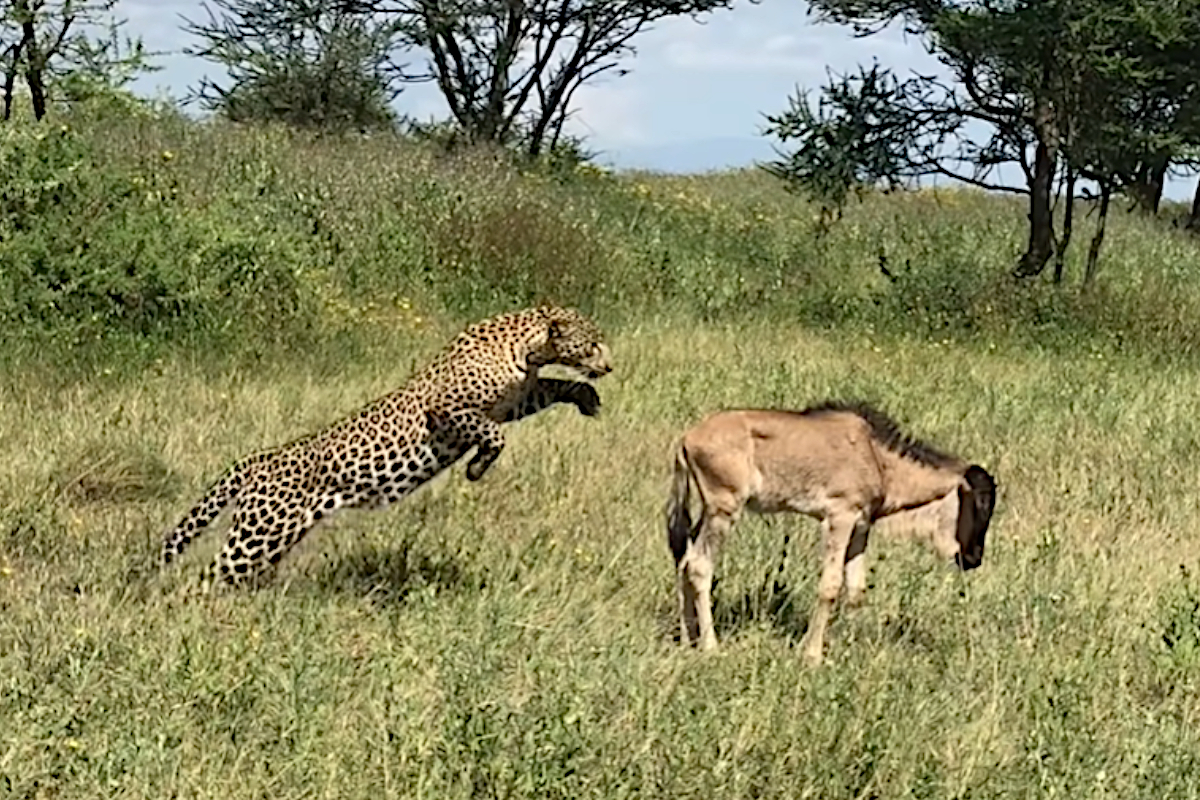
left=666, top=401, right=996, bottom=665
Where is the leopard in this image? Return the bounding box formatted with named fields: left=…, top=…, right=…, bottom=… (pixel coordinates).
left=162, top=305, right=612, bottom=587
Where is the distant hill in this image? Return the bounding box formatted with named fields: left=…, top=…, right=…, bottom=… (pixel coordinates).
left=593, top=135, right=777, bottom=174
left=593, top=134, right=1200, bottom=201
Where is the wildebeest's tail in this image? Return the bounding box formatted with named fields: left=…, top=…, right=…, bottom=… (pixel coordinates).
left=666, top=444, right=703, bottom=563
left=162, top=463, right=247, bottom=565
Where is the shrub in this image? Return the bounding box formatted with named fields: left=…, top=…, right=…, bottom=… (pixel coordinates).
left=0, top=121, right=320, bottom=348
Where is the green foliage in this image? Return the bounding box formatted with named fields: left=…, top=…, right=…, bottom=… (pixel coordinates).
left=49, top=19, right=159, bottom=106
left=529, top=133, right=602, bottom=178
left=421, top=179, right=608, bottom=313
left=787, top=0, right=1200, bottom=275
left=6, top=104, right=1200, bottom=371
left=762, top=65, right=918, bottom=212
left=0, top=119, right=319, bottom=350
left=792, top=0, right=1050, bottom=196
left=0, top=0, right=154, bottom=122
left=931, top=0, right=1200, bottom=194
left=1153, top=568, right=1200, bottom=680
left=185, top=0, right=405, bottom=132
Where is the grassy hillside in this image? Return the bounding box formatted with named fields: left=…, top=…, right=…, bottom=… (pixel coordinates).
left=4, top=105, right=1200, bottom=798
left=6, top=101, right=1200, bottom=369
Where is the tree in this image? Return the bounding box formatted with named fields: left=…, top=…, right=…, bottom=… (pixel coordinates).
left=1188, top=179, right=1200, bottom=233
left=764, top=1, right=1074, bottom=277
left=761, top=65, right=931, bottom=217
left=360, top=0, right=736, bottom=156
left=765, top=0, right=1200, bottom=281
left=1038, top=1, right=1200, bottom=278
left=185, top=0, right=411, bottom=131
left=0, top=0, right=149, bottom=121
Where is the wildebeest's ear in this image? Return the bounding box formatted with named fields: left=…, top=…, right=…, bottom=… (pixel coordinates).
left=955, top=465, right=996, bottom=571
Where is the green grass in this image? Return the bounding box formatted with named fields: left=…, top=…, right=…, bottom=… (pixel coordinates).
left=6, top=324, right=1200, bottom=798
left=6, top=103, right=1200, bottom=797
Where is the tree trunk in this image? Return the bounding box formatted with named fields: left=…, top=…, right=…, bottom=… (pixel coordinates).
left=1127, top=157, right=1167, bottom=215
left=526, top=23, right=594, bottom=157
left=1084, top=182, right=1112, bottom=287
left=1053, top=167, right=1076, bottom=285
left=2, top=39, right=23, bottom=121
left=1187, top=178, right=1200, bottom=233
left=1013, top=134, right=1058, bottom=278
left=16, top=1, right=46, bottom=121
left=3, top=64, right=16, bottom=121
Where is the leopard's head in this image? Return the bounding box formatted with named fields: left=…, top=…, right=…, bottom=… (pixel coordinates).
left=534, top=307, right=612, bottom=379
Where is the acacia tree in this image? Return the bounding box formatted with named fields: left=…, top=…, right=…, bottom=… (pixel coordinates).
left=358, top=0, right=735, bottom=156
left=766, top=0, right=1200, bottom=281
left=185, top=0, right=412, bottom=131
left=1026, top=1, right=1200, bottom=277
left=0, top=0, right=147, bottom=121
left=765, top=1, right=1077, bottom=277
left=1056, top=10, right=1200, bottom=280
left=762, top=64, right=1001, bottom=221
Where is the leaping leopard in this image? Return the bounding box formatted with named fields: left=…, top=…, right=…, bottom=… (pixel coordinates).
left=162, top=305, right=612, bottom=586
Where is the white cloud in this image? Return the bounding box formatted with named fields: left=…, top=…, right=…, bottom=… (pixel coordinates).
left=664, top=38, right=814, bottom=73
left=763, top=35, right=799, bottom=54
left=657, top=12, right=941, bottom=78
left=565, top=82, right=650, bottom=147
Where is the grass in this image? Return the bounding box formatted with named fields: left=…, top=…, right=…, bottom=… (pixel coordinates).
left=5, top=102, right=1200, bottom=797
left=5, top=323, right=1200, bottom=798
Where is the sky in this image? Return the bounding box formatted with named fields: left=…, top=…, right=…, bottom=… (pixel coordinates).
left=123, top=0, right=944, bottom=170
left=124, top=0, right=1195, bottom=199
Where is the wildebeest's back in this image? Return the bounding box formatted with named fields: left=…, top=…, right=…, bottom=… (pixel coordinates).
left=685, top=410, right=885, bottom=516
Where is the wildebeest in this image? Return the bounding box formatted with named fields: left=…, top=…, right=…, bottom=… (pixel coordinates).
left=665, top=401, right=996, bottom=664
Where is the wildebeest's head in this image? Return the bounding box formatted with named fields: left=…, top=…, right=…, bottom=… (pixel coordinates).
left=954, top=465, right=996, bottom=571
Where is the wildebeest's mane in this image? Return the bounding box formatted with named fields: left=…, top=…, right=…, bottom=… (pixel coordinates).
left=799, top=400, right=960, bottom=469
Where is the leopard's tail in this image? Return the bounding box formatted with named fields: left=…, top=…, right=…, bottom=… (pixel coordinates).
left=162, top=462, right=247, bottom=565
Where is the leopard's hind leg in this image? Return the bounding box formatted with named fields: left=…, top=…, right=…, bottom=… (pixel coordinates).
left=204, top=492, right=331, bottom=589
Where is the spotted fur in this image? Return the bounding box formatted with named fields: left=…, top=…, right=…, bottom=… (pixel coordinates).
left=162, top=306, right=612, bottom=587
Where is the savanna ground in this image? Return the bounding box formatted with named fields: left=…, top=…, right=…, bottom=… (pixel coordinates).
left=4, top=103, right=1200, bottom=798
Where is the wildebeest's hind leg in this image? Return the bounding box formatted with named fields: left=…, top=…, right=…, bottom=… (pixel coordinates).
left=678, top=510, right=731, bottom=651
left=800, top=511, right=869, bottom=665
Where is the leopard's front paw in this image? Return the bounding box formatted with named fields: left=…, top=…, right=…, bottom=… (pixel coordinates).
left=573, top=384, right=602, bottom=417
left=466, top=446, right=501, bottom=481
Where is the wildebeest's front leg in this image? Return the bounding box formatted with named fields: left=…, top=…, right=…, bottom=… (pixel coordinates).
left=843, top=520, right=873, bottom=607
left=504, top=378, right=601, bottom=421
left=801, top=511, right=869, bottom=665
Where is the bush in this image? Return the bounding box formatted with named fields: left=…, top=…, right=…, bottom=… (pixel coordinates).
left=0, top=121, right=320, bottom=348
